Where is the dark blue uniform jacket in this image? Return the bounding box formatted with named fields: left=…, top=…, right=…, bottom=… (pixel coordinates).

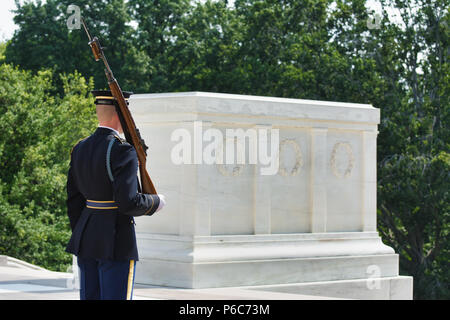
left=65, top=127, right=160, bottom=261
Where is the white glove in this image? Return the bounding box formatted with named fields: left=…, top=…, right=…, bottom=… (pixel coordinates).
left=155, top=194, right=166, bottom=213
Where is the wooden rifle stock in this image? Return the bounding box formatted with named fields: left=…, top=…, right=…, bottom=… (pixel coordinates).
left=81, top=18, right=157, bottom=194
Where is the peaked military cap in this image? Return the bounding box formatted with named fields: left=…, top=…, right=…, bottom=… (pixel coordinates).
left=92, top=90, right=133, bottom=106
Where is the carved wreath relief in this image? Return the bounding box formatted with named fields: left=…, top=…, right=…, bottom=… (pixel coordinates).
left=215, top=137, right=304, bottom=177
left=278, top=139, right=303, bottom=177
left=330, top=142, right=354, bottom=178
left=213, top=134, right=354, bottom=179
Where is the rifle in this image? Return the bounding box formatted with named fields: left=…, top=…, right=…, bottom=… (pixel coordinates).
left=81, top=18, right=157, bottom=195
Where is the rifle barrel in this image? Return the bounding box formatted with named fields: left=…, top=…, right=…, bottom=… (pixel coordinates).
left=80, top=18, right=92, bottom=42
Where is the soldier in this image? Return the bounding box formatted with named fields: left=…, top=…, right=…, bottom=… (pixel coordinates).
left=65, top=90, right=165, bottom=300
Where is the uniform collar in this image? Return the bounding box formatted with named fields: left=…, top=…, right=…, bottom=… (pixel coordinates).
left=96, top=126, right=120, bottom=136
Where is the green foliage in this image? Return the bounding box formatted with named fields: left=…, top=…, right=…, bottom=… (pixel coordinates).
left=0, top=42, right=5, bottom=63
left=378, top=152, right=449, bottom=299
left=5, top=0, right=136, bottom=92
left=373, top=0, right=450, bottom=299
left=0, top=64, right=96, bottom=271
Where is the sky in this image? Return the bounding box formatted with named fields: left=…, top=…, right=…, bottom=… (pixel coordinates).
left=0, top=0, right=20, bottom=41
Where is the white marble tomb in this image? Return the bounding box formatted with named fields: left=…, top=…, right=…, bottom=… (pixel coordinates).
left=126, top=92, right=412, bottom=299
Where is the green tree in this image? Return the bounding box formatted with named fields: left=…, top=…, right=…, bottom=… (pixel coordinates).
left=167, top=0, right=245, bottom=92
left=127, top=0, right=191, bottom=92
left=0, top=64, right=96, bottom=271
left=0, top=42, right=6, bottom=63
left=5, top=0, right=137, bottom=92
left=373, top=0, right=450, bottom=299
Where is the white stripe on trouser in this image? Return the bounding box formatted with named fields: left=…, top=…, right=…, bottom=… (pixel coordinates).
left=126, top=260, right=136, bottom=300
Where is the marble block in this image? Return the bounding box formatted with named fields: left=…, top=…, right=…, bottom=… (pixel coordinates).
left=124, top=92, right=411, bottom=299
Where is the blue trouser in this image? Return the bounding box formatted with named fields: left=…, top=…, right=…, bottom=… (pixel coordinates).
left=77, top=257, right=136, bottom=300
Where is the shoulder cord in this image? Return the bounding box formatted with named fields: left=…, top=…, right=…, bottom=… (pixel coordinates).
left=106, top=138, right=115, bottom=182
